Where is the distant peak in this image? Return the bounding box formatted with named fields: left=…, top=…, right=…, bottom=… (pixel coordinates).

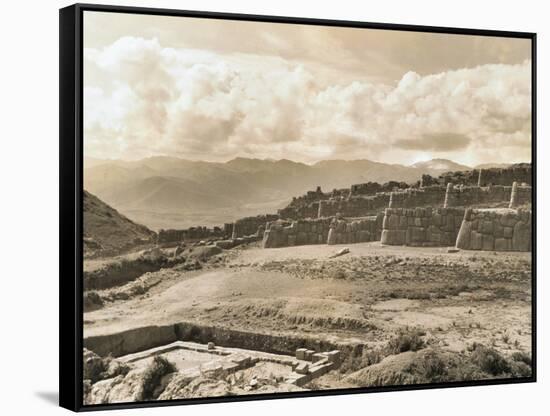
left=410, top=158, right=471, bottom=171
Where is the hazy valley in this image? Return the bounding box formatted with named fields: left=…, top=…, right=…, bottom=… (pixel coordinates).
left=84, top=156, right=502, bottom=230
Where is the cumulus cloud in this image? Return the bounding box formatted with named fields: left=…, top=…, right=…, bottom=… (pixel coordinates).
left=83, top=36, right=532, bottom=165
left=84, top=12, right=531, bottom=86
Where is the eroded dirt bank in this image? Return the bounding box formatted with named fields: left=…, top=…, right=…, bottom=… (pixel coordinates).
left=83, top=242, right=531, bottom=403
left=85, top=242, right=531, bottom=355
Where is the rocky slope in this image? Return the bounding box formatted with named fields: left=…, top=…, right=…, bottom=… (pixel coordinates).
left=83, top=190, right=156, bottom=257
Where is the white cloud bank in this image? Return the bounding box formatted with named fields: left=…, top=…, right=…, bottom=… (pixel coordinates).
left=84, top=36, right=531, bottom=166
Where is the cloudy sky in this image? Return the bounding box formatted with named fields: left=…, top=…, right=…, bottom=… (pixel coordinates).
left=83, top=11, right=532, bottom=166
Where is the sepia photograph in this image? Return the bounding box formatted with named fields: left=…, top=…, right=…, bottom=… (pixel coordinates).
left=79, top=9, right=533, bottom=406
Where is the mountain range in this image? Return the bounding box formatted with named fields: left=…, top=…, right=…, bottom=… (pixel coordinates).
left=83, top=156, right=512, bottom=230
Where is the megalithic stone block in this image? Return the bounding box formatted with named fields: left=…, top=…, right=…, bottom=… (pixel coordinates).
left=262, top=230, right=273, bottom=248
left=312, top=353, right=327, bottom=363
left=327, top=228, right=337, bottom=245
left=512, top=221, right=531, bottom=251
left=443, top=182, right=453, bottom=208
left=509, top=181, right=519, bottom=209
left=482, top=234, right=494, bottom=251
left=471, top=231, right=482, bottom=250
left=295, top=362, right=309, bottom=374
left=295, top=348, right=308, bottom=360
left=455, top=220, right=472, bottom=249
left=494, top=238, right=511, bottom=251
left=381, top=229, right=406, bottom=245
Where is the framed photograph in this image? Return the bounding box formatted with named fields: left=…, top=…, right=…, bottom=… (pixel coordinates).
left=59, top=3, right=536, bottom=411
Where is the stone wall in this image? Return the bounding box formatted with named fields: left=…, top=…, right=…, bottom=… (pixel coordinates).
left=223, top=223, right=234, bottom=238
left=509, top=183, right=532, bottom=208
left=158, top=226, right=224, bottom=244
left=276, top=164, right=531, bottom=221
left=389, top=186, right=446, bottom=209
left=422, top=164, right=531, bottom=187
left=283, top=186, right=445, bottom=220
left=350, top=181, right=409, bottom=196
left=477, top=164, right=532, bottom=186
left=318, top=194, right=390, bottom=218
left=262, top=218, right=332, bottom=248
left=455, top=208, right=531, bottom=252
left=262, top=215, right=384, bottom=248
left=381, top=207, right=465, bottom=247
left=444, top=185, right=512, bottom=208
left=280, top=182, right=410, bottom=219
left=280, top=186, right=350, bottom=217
left=232, top=164, right=532, bottom=248
left=283, top=187, right=329, bottom=209
left=327, top=214, right=384, bottom=245
left=436, top=169, right=479, bottom=186
left=517, top=185, right=532, bottom=206
left=232, top=214, right=280, bottom=238
left=279, top=202, right=321, bottom=220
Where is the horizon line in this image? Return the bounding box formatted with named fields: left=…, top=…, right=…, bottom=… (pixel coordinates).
left=83, top=155, right=531, bottom=169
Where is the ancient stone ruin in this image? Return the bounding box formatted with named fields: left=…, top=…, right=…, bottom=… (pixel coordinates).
left=158, top=226, right=225, bottom=245
left=82, top=163, right=534, bottom=405
left=456, top=208, right=532, bottom=252
left=264, top=165, right=532, bottom=252
left=381, top=207, right=464, bottom=247
left=158, top=164, right=532, bottom=253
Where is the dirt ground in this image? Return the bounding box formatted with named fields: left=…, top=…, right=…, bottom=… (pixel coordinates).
left=84, top=241, right=532, bottom=359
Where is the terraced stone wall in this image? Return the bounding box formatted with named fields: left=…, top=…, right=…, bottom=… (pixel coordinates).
left=326, top=214, right=384, bottom=245
left=444, top=185, right=512, bottom=208
left=158, top=226, right=224, bottom=244
left=350, top=181, right=409, bottom=196
left=509, top=184, right=532, bottom=208
left=381, top=207, right=465, bottom=247
left=262, top=218, right=332, bottom=248
left=422, top=164, right=531, bottom=187
left=456, top=208, right=532, bottom=252
left=279, top=201, right=321, bottom=220
left=232, top=214, right=280, bottom=238
left=389, top=186, right=446, bottom=209
left=318, top=194, right=390, bottom=218
left=477, top=165, right=532, bottom=186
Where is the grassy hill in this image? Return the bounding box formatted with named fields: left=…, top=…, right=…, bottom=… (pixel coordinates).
left=83, top=190, right=156, bottom=257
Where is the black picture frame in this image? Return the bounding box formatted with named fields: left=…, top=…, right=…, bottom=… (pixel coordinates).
left=59, top=3, right=537, bottom=412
